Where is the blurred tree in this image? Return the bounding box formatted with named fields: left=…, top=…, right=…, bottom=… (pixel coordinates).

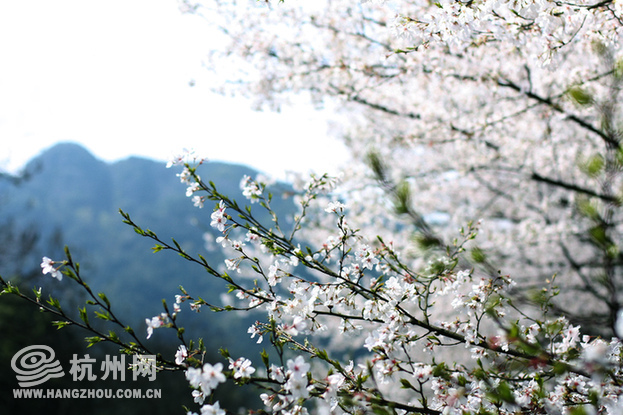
left=188, top=0, right=623, bottom=336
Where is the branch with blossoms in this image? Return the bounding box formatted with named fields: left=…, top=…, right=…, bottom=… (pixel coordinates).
left=3, top=147, right=623, bottom=413
left=104, top=152, right=623, bottom=415
left=155, top=0, right=623, bottom=412
left=0, top=247, right=177, bottom=368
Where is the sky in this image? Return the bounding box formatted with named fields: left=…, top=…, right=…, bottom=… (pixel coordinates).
left=0, top=0, right=349, bottom=180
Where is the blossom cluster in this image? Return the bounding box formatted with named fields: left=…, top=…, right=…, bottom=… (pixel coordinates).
left=129, top=154, right=622, bottom=414
left=185, top=361, right=226, bottom=410
left=36, top=151, right=623, bottom=414
left=167, top=149, right=208, bottom=208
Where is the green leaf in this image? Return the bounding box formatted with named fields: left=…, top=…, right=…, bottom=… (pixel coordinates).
left=365, top=150, right=387, bottom=182
left=568, top=405, right=593, bottom=415
left=615, top=58, right=623, bottom=79
left=471, top=247, right=487, bottom=263
left=261, top=349, right=269, bottom=368
left=370, top=404, right=392, bottom=415
left=432, top=362, right=449, bottom=380
left=568, top=86, right=592, bottom=106
left=589, top=225, right=610, bottom=248
left=94, top=310, right=111, bottom=320
left=85, top=336, right=104, bottom=348
left=517, top=339, right=542, bottom=356
left=108, top=330, right=119, bottom=342
left=47, top=295, right=62, bottom=311
left=606, top=243, right=620, bottom=259
left=507, top=322, right=520, bottom=340
left=52, top=321, right=71, bottom=329
left=578, top=153, right=604, bottom=177
left=32, top=286, right=42, bottom=299
left=0, top=281, right=19, bottom=295
left=394, top=181, right=412, bottom=215
left=219, top=347, right=230, bottom=359
left=592, top=39, right=607, bottom=56
left=197, top=254, right=209, bottom=266
left=488, top=381, right=516, bottom=405
left=412, top=233, right=441, bottom=250
left=64, top=246, right=73, bottom=264
left=98, top=292, right=111, bottom=308
left=552, top=361, right=570, bottom=375
left=576, top=196, right=600, bottom=221
left=315, top=349, right=329, bottom=361
left=79, top=306, right=89, bottom=326
left=400, top=378, right=415, bottom=390
left=473, top=367, right=487, bottom=381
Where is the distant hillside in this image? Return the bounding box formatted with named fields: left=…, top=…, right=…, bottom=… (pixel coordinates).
left=0, top=142, right=295, bottom=347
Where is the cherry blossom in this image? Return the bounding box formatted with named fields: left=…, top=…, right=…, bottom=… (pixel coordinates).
left=145, top=313, right=169, bottom=339
left=40, top=257, right=63, bottom=281
left=200, top=401, right=225, bottom=415
left=324, top=201, right=346, bottom=213
left=240, top=175, right=263, bottom=203
left=175, top=345, right=188, bottom=365
left=185, top=362, right=226, bottom=399
left=229, top=357, right=256, bottom=379
left=210, top=201, right=227, bottom=232
left=247, top=323, right=263, bottom=344
left=286, top=356, right=310, bottom=379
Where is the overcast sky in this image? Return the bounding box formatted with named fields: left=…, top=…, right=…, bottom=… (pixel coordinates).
left=0, top=0, right=349, bottom=179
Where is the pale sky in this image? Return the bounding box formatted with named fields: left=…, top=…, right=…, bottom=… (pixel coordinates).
left=0, top=0, right=349, bottom=179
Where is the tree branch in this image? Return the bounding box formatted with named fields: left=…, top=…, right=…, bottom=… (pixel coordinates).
left=497, top=78, right=619, bottom=147
left=530, top=171, right=620, bottom=204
